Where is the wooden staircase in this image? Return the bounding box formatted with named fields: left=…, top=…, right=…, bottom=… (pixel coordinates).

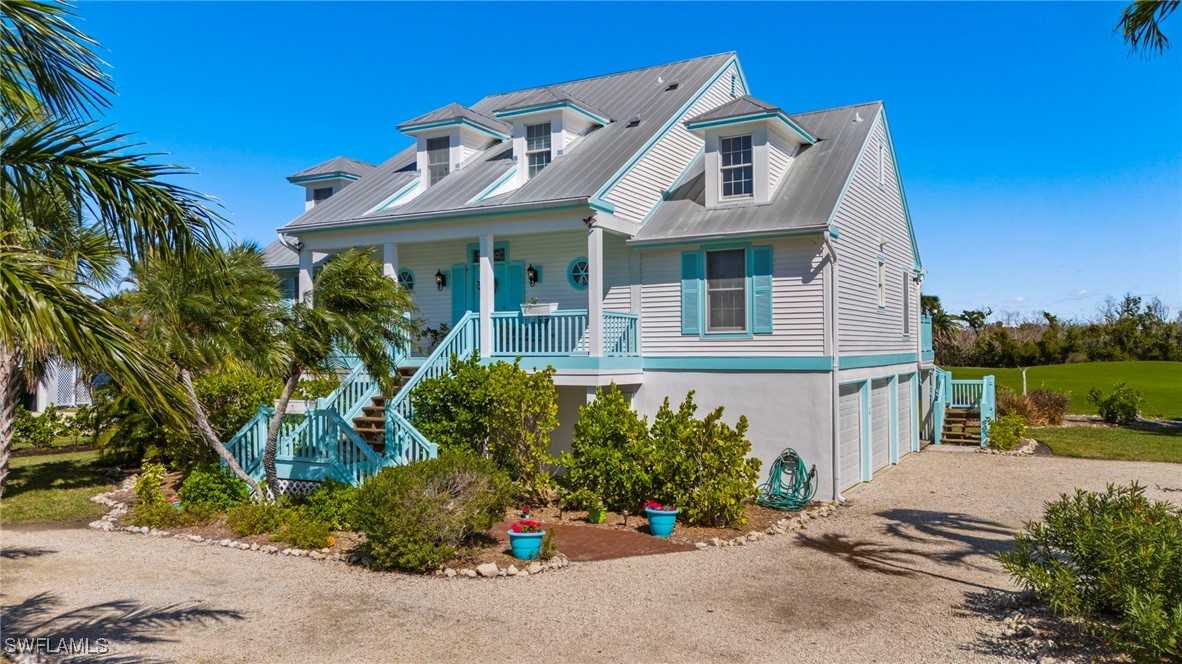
left=940, top=407, right=982, bottom=445
left=352, top=366, right=418, bottom=454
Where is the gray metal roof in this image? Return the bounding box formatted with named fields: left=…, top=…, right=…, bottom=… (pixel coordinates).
left=286, top=156, right=375, bottom=182
left=280, top=53, right=737, bottom=232
left=396, top=103, right=511, bottom=137
left=685, top=95, right=781, bottom=124
left=493, top=86, right=612, bottom=122
left=261, top=239, right=298, bottom=269
left=633, top=101, right=883, bottom=244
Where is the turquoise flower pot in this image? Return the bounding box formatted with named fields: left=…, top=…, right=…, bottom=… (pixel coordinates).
left=507, top=530, right=546, bottom=560
left=644, top=508, right=679, bottom=538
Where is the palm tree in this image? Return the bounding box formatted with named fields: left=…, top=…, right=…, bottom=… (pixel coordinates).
left=262, top=250, right=417, bottom=494
left=920, top=294, right=963, bottom=361
left=0, top=0, right=221, bottom=496
left=112, top=244, right=284, bottom=494
left=1117, top=0, right=1179, bottom=57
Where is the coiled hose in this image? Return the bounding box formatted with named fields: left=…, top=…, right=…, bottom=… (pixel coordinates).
left=757, top=448, right=817, bottom=511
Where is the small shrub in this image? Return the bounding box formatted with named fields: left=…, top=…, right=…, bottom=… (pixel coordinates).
left=987, top=414, right=1026, bottom=451
left=560, top=384, right=652, bottom=513
left=1027, top=389, right=1069, bottom=426
left=135, top=462, right=168, bottom=508
left=293, top=376, right=340, bottom=401
left=351, top=453, right=512, bottom=573
left=14, top=406, right=58, bottom=448
left=999, top=483, right=1182, bottom=662
left=177, top=465, right=251, bottom=512
left=538, top=530, right=557, bottom=561
left=1088, top=383, right=1141, bottom=424
left=300, top=480, right=357, bottom=531
left=226, top=502, right=286, bottom=536
left=271, top=509, right=333, bottom=549
left=996, top=387, right=1035, bottom=422
left=193, top=366, right=280, bottom=438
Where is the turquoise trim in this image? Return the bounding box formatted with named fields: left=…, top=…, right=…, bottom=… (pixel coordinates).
left=643, top=356, right=832, bottom=371
left=839, top=352, right=918, bottom=370
left=684, top=111, right=817, bottom=144
left=397, top=267, right=415, bottom=292
left=485, top=356, right=642, bottom=371
left=493, top=101, right=611, bottom=126
left=466, top=240, right=510, bottom=264
left=829, top=225, right=841, bottom=239
left=567, top=256, right=589, bottom=290
left=290, top=202, right=589, bottom=235
left=401, top=118, right=510, bottom=140
left=628, top=227, right=825, bottom=249
left=287, top=173, right=360, bottom=184
left=699, top=242, right=753, bottom=339
left=473, top=166, right=517, bottom=202
left=372, top=178, right=420, bottom=212
left=640, top=147, right=705, bottom=226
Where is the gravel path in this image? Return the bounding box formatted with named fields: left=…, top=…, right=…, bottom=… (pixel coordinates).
left=3, top=449, right=1179, bottom=663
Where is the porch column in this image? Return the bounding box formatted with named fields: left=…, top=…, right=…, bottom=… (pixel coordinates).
left=382, top=242, right=399, bottom=282
left=479, top=234, right=494, bottom=356
left=587, top=225, right=604, bottom=356
left=297, top=248, right=314, bottom=303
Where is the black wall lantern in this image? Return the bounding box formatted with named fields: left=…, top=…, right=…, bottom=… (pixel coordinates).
left=526, top=263, right=540, bottom=287
left=435, top=269, right=447, bottom=290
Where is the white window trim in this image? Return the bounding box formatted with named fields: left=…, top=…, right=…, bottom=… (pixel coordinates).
left=876, top=257, right=887, bottom=310
left=877, top=138, right=886, bottom=188
left=901, top=270, right=911, bottom=337
left=719, top=134, right=754, bottom=200
left=525, top=122, right=552, bottom=179
left=427, top=136, right=450, bottom=185
left=704, top=247, right=749, bottom=334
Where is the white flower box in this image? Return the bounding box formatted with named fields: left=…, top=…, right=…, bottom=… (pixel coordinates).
left=520, top=302, right=559, bottom=317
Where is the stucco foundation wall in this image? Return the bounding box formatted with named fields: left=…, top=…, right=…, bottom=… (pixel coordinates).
left=551, top=385, right=588, bottom=459
left=629, top=370, right=836, bottom=500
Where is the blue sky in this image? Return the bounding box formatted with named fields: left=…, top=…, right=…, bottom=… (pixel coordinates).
left=80, top=2, right=1181, bottom=320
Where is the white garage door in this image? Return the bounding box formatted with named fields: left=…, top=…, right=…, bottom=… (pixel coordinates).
left=898, top=375, right=913, bottom=458
left=838, top=383, right=862, bottom=491
left=871, top=378, right=891, bottom=473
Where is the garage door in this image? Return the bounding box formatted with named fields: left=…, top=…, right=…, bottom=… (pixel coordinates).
left=898, top=375, right=913, bottom=458
left=871, top=378, right=891, bottom=473
left=838, top=383, right=862, bottom=491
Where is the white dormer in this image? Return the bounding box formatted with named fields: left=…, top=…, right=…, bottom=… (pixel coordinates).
left=491, top=87, right=610, bottom=184
left=684, top=96, right=815, bottom=208
left=395, top=103, right=510, bottom=201
left=286, top=157, right=375, bottom=211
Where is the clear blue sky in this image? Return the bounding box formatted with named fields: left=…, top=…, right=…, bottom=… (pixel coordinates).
left=80, top=1, right=1181, bottom=321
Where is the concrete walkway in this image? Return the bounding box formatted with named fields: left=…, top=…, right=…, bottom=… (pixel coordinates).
left=3, top=449, right=1179, bottom=663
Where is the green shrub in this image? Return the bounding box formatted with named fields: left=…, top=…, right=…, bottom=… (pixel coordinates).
left=271, top=508, right=333, bottom=549
left=135, top=462, right=168, bottom=508
left=1088, top=383, right=1142, bottom=424
left=193, top=366, right=279, bottom=437
left=177, top=465, right=251, bottom=512
left=293, top=376, right=340, bottom=400
left=560, top=384, right=652, bottom=513
left=14, top=405, right=57, bottom=448
left=226, top=502, right=286, bottom=536
left=999, top=483, right=1182, bottom=662
left=648, top=392, right=761, bottom=528
left=351, top=452, right=512, bottom=573
left=300, top=480, right=358, bottom=531
left=988, top=414, right=1026, bottom=451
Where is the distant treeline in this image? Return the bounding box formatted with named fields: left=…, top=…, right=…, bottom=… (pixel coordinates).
left=924, top=294, right=1182, bottom=368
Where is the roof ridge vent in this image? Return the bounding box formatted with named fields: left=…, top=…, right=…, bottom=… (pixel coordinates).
left=665, top=80, right=680, bottom=91
left=627, top=115, right=641, bottom=128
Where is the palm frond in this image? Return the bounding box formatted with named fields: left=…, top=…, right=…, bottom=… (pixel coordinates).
left=1117, top=0, right=1180, bottom=57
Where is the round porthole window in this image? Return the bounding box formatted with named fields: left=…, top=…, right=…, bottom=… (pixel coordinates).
left=568, top=257, right=589, bottom=290
left=397, top=268, right=415, bottom=291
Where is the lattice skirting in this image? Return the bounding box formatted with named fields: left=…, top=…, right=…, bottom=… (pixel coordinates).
left=274, top=479, right=321, bottom=497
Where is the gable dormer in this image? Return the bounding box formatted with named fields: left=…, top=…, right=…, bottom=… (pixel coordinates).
left=492, top=87, right=611, bottom=182
left=286, top=156, right=375, bottom=211
left=395, top=104, right=510, bottom=200
left=684, top=96, right=815, bottom=208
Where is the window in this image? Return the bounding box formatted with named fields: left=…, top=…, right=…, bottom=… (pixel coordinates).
left=877, top=139, right=885, bottom=187
left=902, top=272, right=911, bottom=335
left=877, top=259, right=887, bottom=309
left=720, top=135, right=753, bottom=198
left=526, top=122, right=552, bottom=178
left=312, top=187, right=333, bottom=204
left=568, top=257, right=589, bottom=289
left=427, top=136, right=450, bottom=185
left=397, top=268, right=415, bottom=292
left=705, top=248, right=747, bottom=332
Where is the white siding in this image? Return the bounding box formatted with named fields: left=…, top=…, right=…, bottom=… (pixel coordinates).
left=604, top=62, right=745, bottom=222
left=602, top=232, right=632, bottom=311
left=459, top=130, right=491, bottom=165
left=834, top=113, right=918, bottom=355
left=767, top=130, right=796, bottom=193
left=639, top=237, right=826, bottom=356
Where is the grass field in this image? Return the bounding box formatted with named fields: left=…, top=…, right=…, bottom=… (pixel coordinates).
left=946, top=361, right=1182, bottom=419
left=1030, top=426, right=1182, bottom=465
left=0, top=450, right=117, bottom=524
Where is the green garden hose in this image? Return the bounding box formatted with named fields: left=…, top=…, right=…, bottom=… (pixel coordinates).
left=757, top=448, right=817, bottom=511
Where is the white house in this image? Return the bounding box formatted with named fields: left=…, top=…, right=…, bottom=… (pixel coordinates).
left=245, top=53, right=936, bottom=500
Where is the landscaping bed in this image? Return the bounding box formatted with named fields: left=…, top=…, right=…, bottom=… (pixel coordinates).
left=518, top=502, right=790, bottom=548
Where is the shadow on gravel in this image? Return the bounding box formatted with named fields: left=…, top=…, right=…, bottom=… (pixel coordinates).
left=1, top=591, right=244, bottom=663
left=0, top=546, right=57, bottom=560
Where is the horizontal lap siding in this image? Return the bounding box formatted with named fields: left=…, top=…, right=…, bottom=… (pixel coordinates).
left=835, top=114, right=917, bottom=355
left=767, top=132, right=795, bottom=193
left=639, top=238, right=825, bottom=356
left=604, top=63, right=743, bottom=222
left=602, top=233, right=632, bottom=311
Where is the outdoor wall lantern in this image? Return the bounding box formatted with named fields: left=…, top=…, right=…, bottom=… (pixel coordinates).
left=435, top=269, right=447, bottom=290
left=527, top=263, right=540, bottom=287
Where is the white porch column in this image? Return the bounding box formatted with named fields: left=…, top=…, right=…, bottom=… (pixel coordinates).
left=479, top=234, right=494, bottom=356
left=587, top=225, right=604, bottom=356
left=382, top=243, right=399, bottom=282
left=297, top=248, right=314, bottom=303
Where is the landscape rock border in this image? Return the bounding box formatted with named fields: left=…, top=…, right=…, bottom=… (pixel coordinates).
left=977, top=437, right=1039, bottom=457
left=693, top=501, right=840, bottom=550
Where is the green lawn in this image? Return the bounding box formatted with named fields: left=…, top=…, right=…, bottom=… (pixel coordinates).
left=1030, top=425, right=1182, bottom=464
left=12, top=434, right=93, bottom=452
left=946, top=361, right=1182, bottom=419
left=0, top=450, right=117, bottom=524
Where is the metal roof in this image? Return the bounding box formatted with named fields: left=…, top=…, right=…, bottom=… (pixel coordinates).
left=261, top=239, right=298, bottom=269
left=396, top=103, right=511, bottom=137
left=633, top=101, right=883, bottom=245
left=286, top=156, right=375, bottom=182
left=492, top=86, right=612, bottom=122
left=685, top=95, right=781, bottom=124
left=280, top=53, right=737, bottom=232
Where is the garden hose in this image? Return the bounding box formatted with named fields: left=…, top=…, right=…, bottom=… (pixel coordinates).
left=757, top=448, right=817, bottom=511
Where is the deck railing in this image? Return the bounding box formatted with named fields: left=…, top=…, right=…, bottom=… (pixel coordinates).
left=603, top=311, right=640, bottom=356
left=491, top=310, right=589, bottom=356
left=933, top=370, right=996, bottom=447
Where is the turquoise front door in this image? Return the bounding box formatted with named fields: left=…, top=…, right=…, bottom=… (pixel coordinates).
left=451, top=242, right=524, bottom=324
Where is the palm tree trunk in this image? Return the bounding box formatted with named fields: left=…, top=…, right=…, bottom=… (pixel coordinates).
left=263, top=366, right=301, bottom=499
left=0, top=343, right=16, bottom=499
left=178, top=368, right=262, bottom=496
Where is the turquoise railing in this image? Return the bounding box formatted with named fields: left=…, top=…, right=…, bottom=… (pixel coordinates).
left=225, top=405, right=270, bottom=478
left=931, top=367, right=950, bottom=445
left=920, top=315, right=934, bottom=361
left=932, top=370, right=995, bottom=447
left=949, top=380, right=984, bottom=408
left=604, top=311, right=640, bottom=356
left=491, top=310, right=589, bottom=356
left=979, top=375, right=996, bottom=447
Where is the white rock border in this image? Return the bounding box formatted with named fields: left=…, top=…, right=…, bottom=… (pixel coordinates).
left=693, top=501, right=841, bottom=550
left=977, top=437, right=1039, bottom=457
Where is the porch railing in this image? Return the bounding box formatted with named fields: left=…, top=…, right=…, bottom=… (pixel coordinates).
left=932, top=370, right=995, bottom=446
left=604, top=312, right=640, bottom=356
left=491, top=310, right=588, bottom=356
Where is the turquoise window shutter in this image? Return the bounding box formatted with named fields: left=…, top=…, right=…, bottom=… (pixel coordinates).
left=680, top=251, right=701, bottom=335
left=450, top=263, right=467, bottom=324
left=508, top=261, right=525, bottom=310
left=752, top=245, right=773, bottom=334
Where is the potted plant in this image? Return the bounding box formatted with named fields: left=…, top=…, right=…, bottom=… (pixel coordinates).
left=643, top=500, right=678, bottom=538
left=520, top=297, right=558, bottom=317
left=507, top=519, right=546, bottom=560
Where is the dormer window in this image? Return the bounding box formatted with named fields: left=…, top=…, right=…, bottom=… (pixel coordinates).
left=526, top=122, right=552, bottom=178
left=427, top=136, right=451, bottom=185
left=720, top=135, right=753, bottom=199
left=312, top=187, right=334, bottom=204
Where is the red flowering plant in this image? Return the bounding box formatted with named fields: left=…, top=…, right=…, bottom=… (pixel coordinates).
left=644, top=500, right=674, bottom=512
left=510, top=519, right=544, bottom=534
left=520, top=505, right=531, bottom=519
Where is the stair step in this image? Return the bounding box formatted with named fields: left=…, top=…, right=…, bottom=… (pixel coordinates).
left=353, top=416, right=384, bottom=426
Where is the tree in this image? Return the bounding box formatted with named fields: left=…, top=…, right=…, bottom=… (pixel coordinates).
left=1116, top=0, right=1179, bottom=57
left=1, top=0, right=220, bottom=496
left=261, top=250, right=416, bottom=495
left=920, top=294, right=963, bottom=363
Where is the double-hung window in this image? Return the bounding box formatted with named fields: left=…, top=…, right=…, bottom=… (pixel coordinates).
left=526, top=122, right=552, bottom=178
left=720, top=135, right=753, bottom=199
left=427, top=136, right=450, bottom=185
left=902, top=272, right=911, bottom=335
left=705, top=248, right=748, bottom=333
left=312, top=187, right=333, bottom=204
left=877, top=259, right=887, bottom=309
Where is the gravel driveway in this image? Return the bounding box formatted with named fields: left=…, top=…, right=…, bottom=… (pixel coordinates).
left=3, top=448, right=1179, bottom=663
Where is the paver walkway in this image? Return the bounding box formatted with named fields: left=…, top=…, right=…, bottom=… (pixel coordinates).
left=491, top=519, right=695, bottom=561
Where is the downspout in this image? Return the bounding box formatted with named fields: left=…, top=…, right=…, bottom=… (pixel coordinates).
left=823, top=234, right=844, bottom=503
left=915, top=271, right=925, bottom=443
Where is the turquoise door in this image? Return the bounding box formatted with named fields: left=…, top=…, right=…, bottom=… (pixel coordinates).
left=456, top=242, right=524, bottom=321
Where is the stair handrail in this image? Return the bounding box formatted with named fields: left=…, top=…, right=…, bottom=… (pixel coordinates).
left=225, top=404, right=271, bottom=480
left=314, top=408, right=386, bottom=486
left=979, top=375, right=996, bottom=447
